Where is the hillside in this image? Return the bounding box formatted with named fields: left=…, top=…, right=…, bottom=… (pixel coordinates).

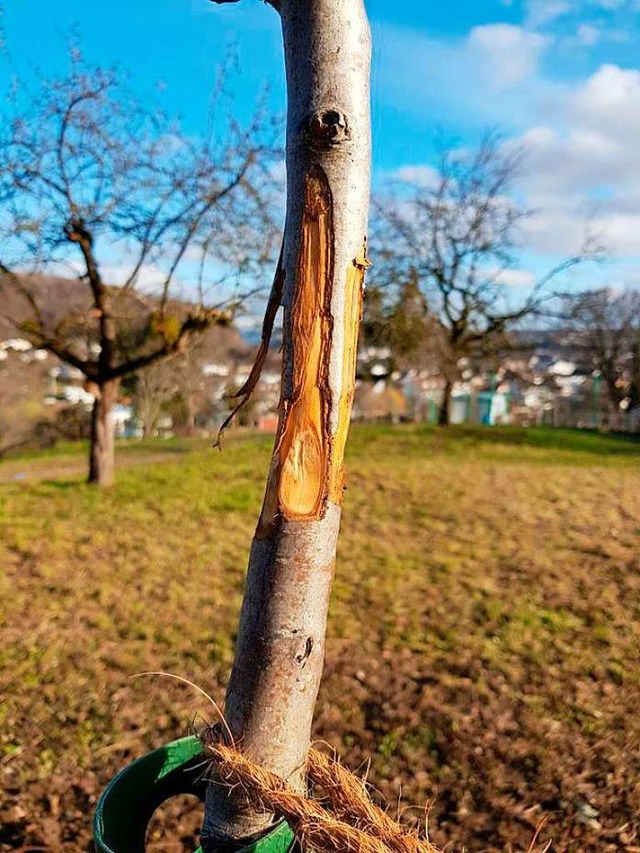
left=0, top=274, right=90, bottom=341
left=0, top=274, right=252, bottom=446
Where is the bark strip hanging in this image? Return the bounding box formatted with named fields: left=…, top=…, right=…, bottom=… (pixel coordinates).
left=214, top=246, right=285, bottom=447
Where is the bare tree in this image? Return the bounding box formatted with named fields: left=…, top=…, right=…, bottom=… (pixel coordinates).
left=133, top=360, right=185, bottom=439
left=0, top=50, right=279, bottom=485
left=202, top=0, right=371, bottom=847
left=374, top=132, right=592, bottom=425
left=564, top=287, right=640, bottom=422
left=133, top=342, right=212, bottom=438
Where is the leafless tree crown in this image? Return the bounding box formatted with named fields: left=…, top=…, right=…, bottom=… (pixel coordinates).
left=373, top=132, right=595, bottom=422
left=0, top=49, right=281, bottom=382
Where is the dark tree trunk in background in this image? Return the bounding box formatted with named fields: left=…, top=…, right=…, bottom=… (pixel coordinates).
left=88, top=379, right=119, bottom=487
left=438, top=378, right=452, bottom=426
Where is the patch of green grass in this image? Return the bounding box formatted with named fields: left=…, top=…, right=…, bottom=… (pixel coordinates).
left=1, top=424, right=639, bottom=852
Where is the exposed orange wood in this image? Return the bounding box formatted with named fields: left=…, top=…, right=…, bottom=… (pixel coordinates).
left=328, top=245, right=369, bottom=504
left=257, top=167, right=333, bottom=535
left=256, top=172, right=371, bottom=537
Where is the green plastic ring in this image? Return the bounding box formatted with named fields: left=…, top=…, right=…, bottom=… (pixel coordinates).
left=93, top=735, right=295, bottom=853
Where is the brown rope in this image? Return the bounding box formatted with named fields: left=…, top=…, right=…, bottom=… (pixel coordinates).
left=307, top=748, right=431, bottom=853
left=203, top=742, right=439, bottom=853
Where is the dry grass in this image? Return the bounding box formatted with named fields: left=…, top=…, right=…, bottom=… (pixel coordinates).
left=0, top=425, right=639, bottom=852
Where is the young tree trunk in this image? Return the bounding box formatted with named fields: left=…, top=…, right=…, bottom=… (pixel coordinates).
left=184, top=392, right=197, bottom=436
left=88, top=379, right=119, bottom=487
left=203, top=0, right=371, bottom=846
left=438, top=378, right=452, bottom=426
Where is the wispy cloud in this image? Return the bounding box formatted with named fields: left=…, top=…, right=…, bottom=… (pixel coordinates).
left=525, top=0, right=640, bottom=28
left=375, top=11, right=640, bottom=266
left=468, top=24, right=549, bottom=88
left=374, top=21, right=561, bottom=130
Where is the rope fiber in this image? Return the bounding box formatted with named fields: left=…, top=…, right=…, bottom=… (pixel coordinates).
left=201, top=736, right=551, bottom=853
left=202, top=738, right=441, bottom=853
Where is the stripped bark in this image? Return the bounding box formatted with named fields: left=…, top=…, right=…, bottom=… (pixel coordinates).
left=203, top=0, right=371, bottom=845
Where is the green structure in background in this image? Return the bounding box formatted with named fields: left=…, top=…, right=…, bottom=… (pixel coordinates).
left=94, top=736, right=294, bottom=853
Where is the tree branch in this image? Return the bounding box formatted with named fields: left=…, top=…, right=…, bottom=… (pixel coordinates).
left=106, top=308, right=231, bottom=380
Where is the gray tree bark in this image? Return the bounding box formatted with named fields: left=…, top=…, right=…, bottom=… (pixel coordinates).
left=88, top=378, right=119, bottom=487
left=202, top=0, right=371, bottom=846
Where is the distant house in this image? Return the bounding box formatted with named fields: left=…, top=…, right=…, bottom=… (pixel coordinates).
left=202, top=362, right=230, bottom=377
left=62, top=385, right=95, bottom=407
left=0, top=338, right=33, bottom=352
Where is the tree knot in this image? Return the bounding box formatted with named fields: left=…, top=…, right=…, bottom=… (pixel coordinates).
left=306, top=110, right=349, bottom=148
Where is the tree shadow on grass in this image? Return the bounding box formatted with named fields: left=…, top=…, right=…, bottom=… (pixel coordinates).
left=40, top=479, right=80, bottom=489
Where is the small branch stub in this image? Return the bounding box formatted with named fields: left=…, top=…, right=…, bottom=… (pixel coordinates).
left=307, top=110, right=350, bottom=148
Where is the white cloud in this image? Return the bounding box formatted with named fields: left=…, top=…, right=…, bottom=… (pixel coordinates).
left=46, top=259, right=177, bottom=294
left=516, top=125, right=627, bottom=194
left=377, top=12, right=640, bottom=271
left=591, top=213, right=640, bottom=255
left=505, top=64, right=640, bottom=257
left=526, top=0, right=572, bottom=26
left=517, top=205, right=593, bottom=255
left=572, top=64, right=640, bottom=141
left=385, top=58, right=640, bottom=262
left=525, top=0, right=640, bottom=29
left=494, top=268, right=539, bottom=288
left=101, top=263, right=168, bottom=292
left=392, top=165, right=441, bottom=187
left=467, top=24, right=548, bottom=87
left=577, top=23, right=600, bottom=45
left=374, top=22, right=560, bottom=132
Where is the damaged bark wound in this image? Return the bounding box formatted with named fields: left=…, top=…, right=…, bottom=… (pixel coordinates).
left=258, top=176, right=369, bottom=533
left=258, top=167, right=334, bottom=535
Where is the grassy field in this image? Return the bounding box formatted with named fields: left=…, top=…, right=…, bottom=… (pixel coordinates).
left=1, top=425, right=639, bottom=852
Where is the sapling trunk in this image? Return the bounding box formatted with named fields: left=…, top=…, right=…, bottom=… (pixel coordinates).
left=203, top=0, right=371, bottom=846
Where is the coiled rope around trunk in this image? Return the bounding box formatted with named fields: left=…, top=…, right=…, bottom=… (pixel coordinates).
left=141, top=676, right=547, bottom=853
left=202, top=737, right=551, bottom=853
left=202, top=740, right=438, bottom=853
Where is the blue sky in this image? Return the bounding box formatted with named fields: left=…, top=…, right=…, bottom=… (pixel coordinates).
left=2, top=0, right=640, bottom=293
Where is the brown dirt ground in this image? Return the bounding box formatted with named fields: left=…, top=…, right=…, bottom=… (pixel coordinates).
left=1, top=426, right=639, bottom=852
